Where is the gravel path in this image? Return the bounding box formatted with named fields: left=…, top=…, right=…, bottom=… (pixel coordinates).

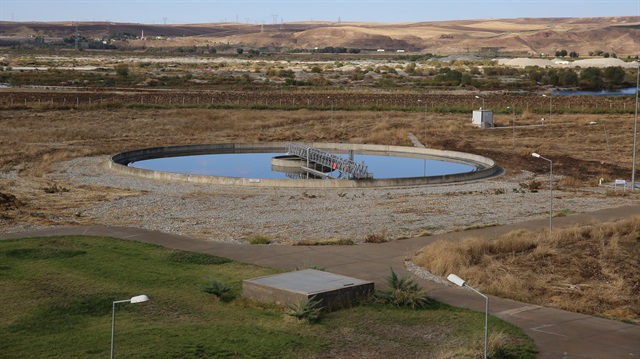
left=3, top=155, right=626, bottom=244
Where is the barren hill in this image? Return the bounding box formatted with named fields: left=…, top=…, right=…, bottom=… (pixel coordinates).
left=1, top=16, right=639, bottom=55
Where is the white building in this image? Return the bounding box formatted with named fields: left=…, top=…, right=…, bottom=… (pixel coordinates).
left=472, top=109, right=493, bottom=128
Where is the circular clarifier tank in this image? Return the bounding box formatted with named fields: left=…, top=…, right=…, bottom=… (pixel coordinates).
left=109, top=142, right=501, bottom=188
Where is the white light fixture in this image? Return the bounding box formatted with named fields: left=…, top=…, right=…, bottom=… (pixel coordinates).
left=130, top=295, right=150, bottom=304
left=447, top=274, right=466, bottom=287
left=447, top=274, right=488, bottom=359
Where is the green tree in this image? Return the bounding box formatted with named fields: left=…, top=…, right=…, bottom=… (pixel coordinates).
left=558, top=69, right=578, bottom=86
left=236, top=48, right=244, bottom=55
left=604, top=66, right=625, bottom=86
left=555, top=50, right=568, bottom=57
left=579, top=67, right=604, bottom=90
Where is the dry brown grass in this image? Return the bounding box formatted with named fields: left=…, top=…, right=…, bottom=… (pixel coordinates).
left=1, top=106, right=637, bottom=234
left=411, top=216, right=640, bottom=323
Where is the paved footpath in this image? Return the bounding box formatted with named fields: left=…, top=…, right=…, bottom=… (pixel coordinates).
left=2, top=205, right=639, bottom=358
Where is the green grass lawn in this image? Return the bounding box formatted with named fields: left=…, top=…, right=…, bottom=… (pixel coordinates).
left=0, top=236, right=536, bottom=358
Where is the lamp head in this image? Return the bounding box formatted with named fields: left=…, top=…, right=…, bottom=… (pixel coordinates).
left=130, top=295, right=149, bottom=304
left=532, top=152, right=541, bottom=158
left=447, top=274, right=466, bottom=287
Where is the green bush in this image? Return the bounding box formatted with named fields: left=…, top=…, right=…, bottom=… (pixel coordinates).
left=375, top=268, right=430, bottom=309
left=202, top=279, right=233, bottom=301
left=287, top=296, right=324, bottom=323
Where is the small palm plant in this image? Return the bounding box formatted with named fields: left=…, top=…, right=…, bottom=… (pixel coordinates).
left=202, top=279, right=233, bottom=302
left=375, top=268, right=430, bottom=309
left=286, top=296, right=324, bottom=324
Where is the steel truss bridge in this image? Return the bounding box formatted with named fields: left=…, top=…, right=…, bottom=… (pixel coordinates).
left=286, top=143, right=373, bottom=179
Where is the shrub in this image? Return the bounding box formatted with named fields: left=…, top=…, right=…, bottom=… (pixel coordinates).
left=365, top=232, right=388, bottom=243
left=375, top=268, right=430, bottom=309
left=286, top=296, right=324, bottom=323
left=114, top=63, right=129, bottom=77
left=248, top=235, right=271, bottom=245
left=202, top=279, right=233, bottom=301
left=519, top=180, right=541, bottom=191
left=43, top=183, right=69, bottom=194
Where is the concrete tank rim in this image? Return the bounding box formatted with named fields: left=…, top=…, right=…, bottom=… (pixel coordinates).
left=109, top=142, right=503, bottom=188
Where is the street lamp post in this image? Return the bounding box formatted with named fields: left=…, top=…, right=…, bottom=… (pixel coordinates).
left=418, top=99, right=428, bottom=176
left=327, top=96, right=334, bottom=133
left=475, top=95, right=485, bottom=109
left=111, top=295, right=149, bottom=359
left=542, top=94, right=552, bottom=123
left=447, top=274, right=488, bottom=359
left=507, top=106, right=515, bottom=147
left=632, top=61, right=638, bottom=192
left=532, top=152, right=553, bottom=234
left=418, top=99, right=428, bottom=143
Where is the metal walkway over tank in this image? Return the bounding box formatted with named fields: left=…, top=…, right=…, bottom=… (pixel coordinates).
left=286, top=143, right=373, bottom=179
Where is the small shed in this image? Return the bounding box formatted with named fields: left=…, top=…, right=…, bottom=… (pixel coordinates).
left=472, top=109, right=494, bottom=128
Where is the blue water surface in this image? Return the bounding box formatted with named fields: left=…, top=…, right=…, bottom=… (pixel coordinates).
left=552, top=87, right=638, bottom=96
left=131, top=153, right=476, bottom=179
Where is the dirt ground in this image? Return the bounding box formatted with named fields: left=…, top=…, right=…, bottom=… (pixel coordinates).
left=0, top=104, right=638, bottom=240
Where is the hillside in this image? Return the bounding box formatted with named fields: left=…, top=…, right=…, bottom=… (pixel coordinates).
left=1, top=16, right=640, bottom=55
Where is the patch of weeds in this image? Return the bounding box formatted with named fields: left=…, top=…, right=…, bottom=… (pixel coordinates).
left=553, top=209, right=576, bottom=218
left=286, top=296, right=324, bottom=324
left=365, top=232, right=388, bottom=243
left=248, top=235, right=271, bottom=245
left=375, top=268, right=430, bottom=309
left=302, top=191, right=318, bottom=199
left=168, top=250, right=230, bottom=265
left=459, top=223, right=498, bottom=231
left=202, top=279, right=234, bottom=302
left=0, top=191, right=22, bottom=210
left=493, top=188, right=506, bottom=195
left=294, top=238, right=355, bottom=246
left=43, top=183, right=69, bottom=194
left=295, top=265, right=327, bottom=271
left=605, top=190, right=630, bottom=197
left=520, top=180, right=541, bottom=193
left=337, top=192, right=347, bottom=198
left=5, top=247, right=86, bottom=260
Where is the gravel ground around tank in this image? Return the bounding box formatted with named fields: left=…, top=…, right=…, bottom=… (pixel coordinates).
left=1, top=155, right=628, bottom=244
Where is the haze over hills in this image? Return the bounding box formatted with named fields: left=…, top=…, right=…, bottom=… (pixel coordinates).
left=1, top=16, right=640, bottom=56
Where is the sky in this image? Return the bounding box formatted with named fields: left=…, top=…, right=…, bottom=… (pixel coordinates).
left=1, top=0, right=639, bottom=24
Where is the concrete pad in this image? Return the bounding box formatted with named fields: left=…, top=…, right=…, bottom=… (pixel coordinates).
left=243, top=269, right=374, bottom=311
